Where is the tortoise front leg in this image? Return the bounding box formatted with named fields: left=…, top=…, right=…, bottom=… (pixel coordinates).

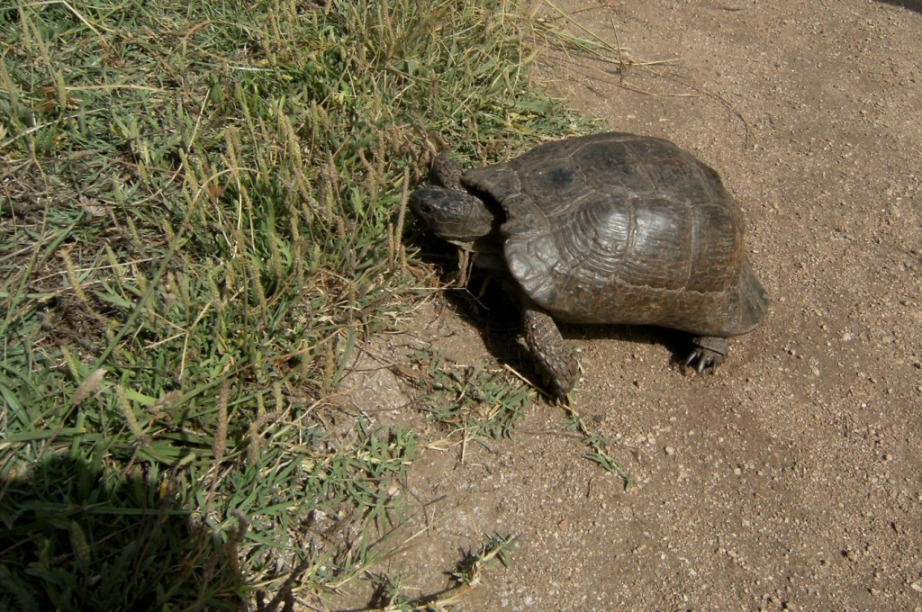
left=687, top=336, right=730, bottom=373
left=521, top=298, right=578, bottom=399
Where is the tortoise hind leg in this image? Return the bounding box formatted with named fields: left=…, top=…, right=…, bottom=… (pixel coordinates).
left=521, top=298, right=578, bottom=399
left=687, top=336, right=730, bottom=373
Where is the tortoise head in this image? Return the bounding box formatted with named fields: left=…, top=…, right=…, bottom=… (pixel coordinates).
left=410, top=186, right=495, bottom=246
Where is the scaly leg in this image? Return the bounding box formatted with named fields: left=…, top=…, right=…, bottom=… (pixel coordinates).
left=521, top=298, right=578, bottom=400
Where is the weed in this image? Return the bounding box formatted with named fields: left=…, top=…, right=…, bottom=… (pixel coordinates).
left=563, top=405, right=635, bottom=489
left=411, top=350, right=532, bottom=442
left=368, top=532, right=516, bottom=610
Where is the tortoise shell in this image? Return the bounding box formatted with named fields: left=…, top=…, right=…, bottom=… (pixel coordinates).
left=460, top=132, right=768, bottom=337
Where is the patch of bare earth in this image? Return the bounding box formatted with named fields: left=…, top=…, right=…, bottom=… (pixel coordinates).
left=331, top=1, right=922, bottom=609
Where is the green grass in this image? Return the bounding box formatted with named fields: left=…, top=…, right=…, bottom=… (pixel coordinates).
left=411, top=349, right=532, bottom=441
left=0, top=0, right=608, bottom=608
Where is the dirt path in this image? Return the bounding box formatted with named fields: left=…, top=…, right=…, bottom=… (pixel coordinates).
left=335, top=1, right=922, bottom=609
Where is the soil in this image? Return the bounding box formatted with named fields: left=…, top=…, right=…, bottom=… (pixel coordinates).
left=331, top=1, right=922, bottom=609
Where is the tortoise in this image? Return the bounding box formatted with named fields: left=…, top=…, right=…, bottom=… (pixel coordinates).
left=410, top=132, right=769, bottom=398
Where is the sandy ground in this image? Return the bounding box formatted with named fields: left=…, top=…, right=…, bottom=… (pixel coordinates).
left=331, top=1, right=922, bottom=609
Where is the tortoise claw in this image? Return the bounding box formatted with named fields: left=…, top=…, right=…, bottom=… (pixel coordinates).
left=686, top=348, right=720, bottom=373
left=686, top=336, right=729, bottom=373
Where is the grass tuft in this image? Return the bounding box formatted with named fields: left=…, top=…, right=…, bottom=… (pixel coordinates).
left=411, top=349, right=532, bottom=442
